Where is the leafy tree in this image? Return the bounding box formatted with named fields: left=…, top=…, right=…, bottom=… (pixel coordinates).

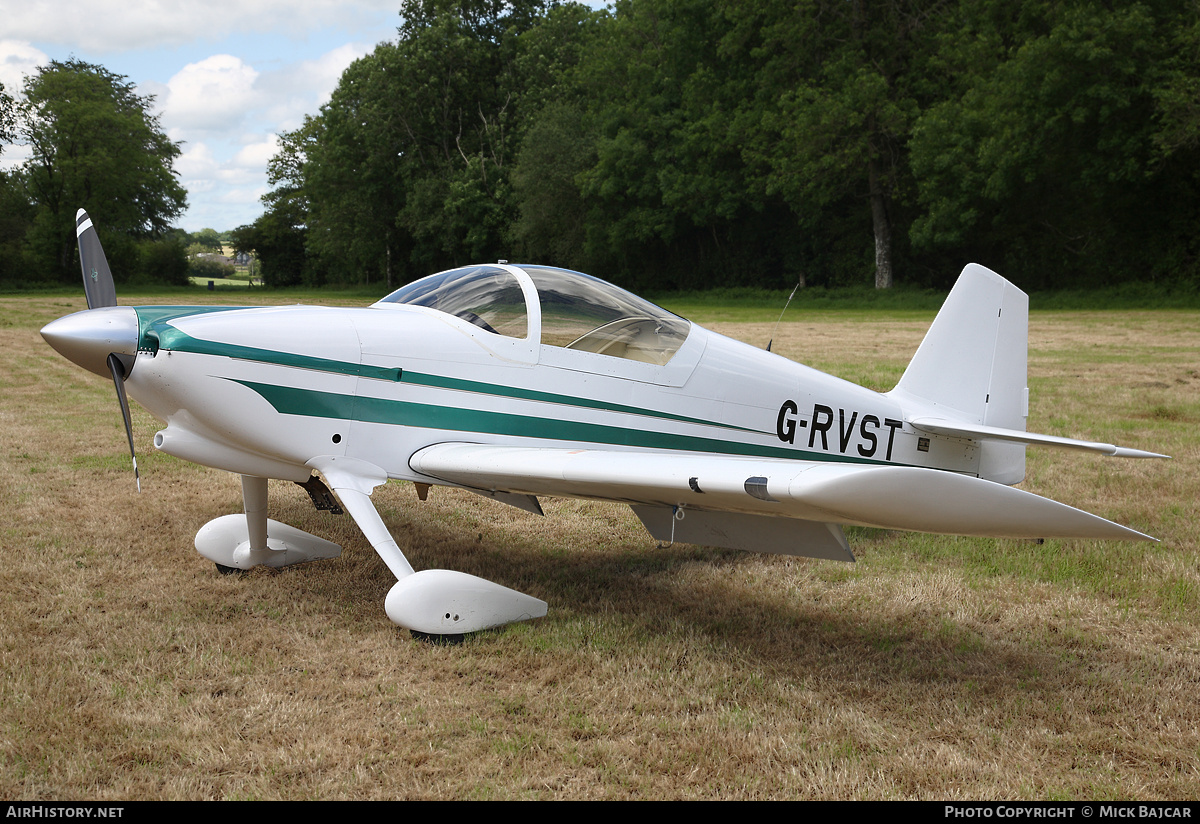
left=138, top=235, right=189, bottom=286
left=728, top=0, right=952, bottom=289
left=246, top=0, right=1200, bottom=294
left=0, top=176, right=33, bottom=287
left=233, top=116, right=326, bottom=288
left=507, top=2, right=604, bottom=269
left=511, top=101, right=597, bottom=270
left=11, top=60, right=186, bottom=284
left=188, top=228, right=223, bottom=253
left=554, top=0, right=802, bottom=290
left=297, top=48, right=408, bottom=288
left=0, top=80, right=13, bottom=154
left=909, top=0, right=1190, bottom=288
left=230, top=206, right=310, bottom=288
left=0, top=81, right=29, bottom=285
left=267, top=0, right=553, bottom=287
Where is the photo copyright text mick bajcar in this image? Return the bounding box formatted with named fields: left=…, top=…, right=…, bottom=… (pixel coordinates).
left=944, top=807, right=1193, bottom=819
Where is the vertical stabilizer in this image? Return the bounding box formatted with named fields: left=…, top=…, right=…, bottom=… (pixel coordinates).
left=888, top=264, right=1029, bottom=484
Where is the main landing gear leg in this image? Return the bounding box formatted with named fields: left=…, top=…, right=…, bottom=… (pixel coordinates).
left=194, top=474, right=342, bottom=571
left=308, top=456, right=547, bottom=640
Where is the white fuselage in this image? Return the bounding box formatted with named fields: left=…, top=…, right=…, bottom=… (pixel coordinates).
left=128, top=302, right=979, bottom=492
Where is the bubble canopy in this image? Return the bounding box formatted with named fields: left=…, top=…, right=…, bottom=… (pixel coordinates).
left=376, top=265, right=691, bottom=366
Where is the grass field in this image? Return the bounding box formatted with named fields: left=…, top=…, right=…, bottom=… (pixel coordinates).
left=2, top=292, right=1197, bottom=799
left=187, top=276, right=254, bottom=289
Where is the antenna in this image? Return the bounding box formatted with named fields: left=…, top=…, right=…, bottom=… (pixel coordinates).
left=766, top=280, right=802, bottom=352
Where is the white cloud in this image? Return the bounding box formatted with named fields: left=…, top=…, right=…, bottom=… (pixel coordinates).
left=0, top=6, right=400, bottom=228
left=1, top=1, right=401, bottom=54
left=232, top=135, right=280, bottom=172
left=216, top=186, right=268, bottom=206
left=162, top=55, right=260, bottom=132
left=0, top=143, right=32, bottom=171
left=176, top=142, right=220, bottom=187
left=257, top=42, right=371, bottom=131
left=0, top=39, right=49, bottom=94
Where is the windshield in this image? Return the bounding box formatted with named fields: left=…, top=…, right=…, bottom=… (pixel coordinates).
left=525, top=266, right=690, bottom=365
left=378, top=264, right=690, bottom=365
left=378, top=265, right=528, bottom=338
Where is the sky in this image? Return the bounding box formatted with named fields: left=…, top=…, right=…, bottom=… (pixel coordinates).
left=0, top=1, right=408, bottom=232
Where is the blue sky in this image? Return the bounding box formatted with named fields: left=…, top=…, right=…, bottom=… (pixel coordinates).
left=1, top=1, right=407, bottom=232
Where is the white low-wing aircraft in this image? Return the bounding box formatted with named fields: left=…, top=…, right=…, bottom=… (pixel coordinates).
left=42, top=210, right=1166, bottom=638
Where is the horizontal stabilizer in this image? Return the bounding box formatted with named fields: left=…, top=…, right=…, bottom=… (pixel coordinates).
left=910, top=417, right=1169, bottom=459
left=410, top=443, right=1154, bottom=543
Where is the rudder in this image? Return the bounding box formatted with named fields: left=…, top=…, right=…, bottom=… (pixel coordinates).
left=888, top=264, right=1029, bottom=484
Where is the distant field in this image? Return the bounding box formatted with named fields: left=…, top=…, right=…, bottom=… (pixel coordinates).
left=187, top=276, right=253, bottom=289
left=2, top=293, right=1197, bottom=799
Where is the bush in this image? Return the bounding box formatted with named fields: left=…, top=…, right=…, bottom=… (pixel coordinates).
left=139, top=236, right=189, bottom=286
left=188, top=255, right=237, bottom=281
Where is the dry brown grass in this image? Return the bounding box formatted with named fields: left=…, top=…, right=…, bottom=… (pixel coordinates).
left=1, top=295, right=1197, bottom=799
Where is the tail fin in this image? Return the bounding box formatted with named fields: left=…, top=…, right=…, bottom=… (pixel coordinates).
left=888, top=264, right=1029, bottom=484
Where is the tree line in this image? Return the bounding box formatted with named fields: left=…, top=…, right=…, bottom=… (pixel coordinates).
left=4, top=1, right=1200, bottom=295
left=232, top=0, right=1200, bottom=294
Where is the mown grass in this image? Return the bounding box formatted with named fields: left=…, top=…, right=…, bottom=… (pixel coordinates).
left=1, top=291, right=1197, bottom=799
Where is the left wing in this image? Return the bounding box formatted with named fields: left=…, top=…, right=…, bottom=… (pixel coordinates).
left=409, top=443, right=1154, bottom=559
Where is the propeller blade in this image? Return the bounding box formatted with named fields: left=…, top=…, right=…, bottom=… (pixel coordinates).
left=67, top=208, right=139, bottom=490
left=107, top=352, right=140, bottom=492
left=77, top=209, right=116, bottom=310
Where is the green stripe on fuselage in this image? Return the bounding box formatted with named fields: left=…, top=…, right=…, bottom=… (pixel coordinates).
left=146, top=322, right=402, bottom=381
left=134, top=306, right=257, bottom=353
left=397, top=371, right=763, bottom=435
left=230, top=378, right=880, bottom=465
left=151, top=324, right=765, bottom=435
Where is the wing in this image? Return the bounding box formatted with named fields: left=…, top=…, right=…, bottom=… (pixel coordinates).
left=409, top=444, right=1154, bottom=561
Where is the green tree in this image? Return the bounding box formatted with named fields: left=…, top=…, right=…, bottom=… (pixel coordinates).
left=909, top=1, right=1189, bottom=288
left=556, top=0, right=802, bottom=290
left=188, top=255, right=236, bottom=281
left=12, top=60, right=186, bottom=283
left=730, top=0, right=952, bottom=289
left=0, top=80, right=13, bottom=152
left=269, top=0, right=553, bottom=287
left=298, top=48, right=408, bottom=288
left=0, top=81, right=29, bottom=285
left=138, top=234, right=189, bottom=286
left=188, top=228, right=223, bottom=253
left=230, top=205, right=310, bottom=288
left=233, top=117, right=322, bottom=288
left=511, top=101, right=597, bottom=270
left=245, top=0, right=1198, bottom=293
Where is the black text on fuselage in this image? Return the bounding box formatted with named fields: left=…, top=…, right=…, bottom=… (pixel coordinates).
left=777, top=401, right=903, bottom=461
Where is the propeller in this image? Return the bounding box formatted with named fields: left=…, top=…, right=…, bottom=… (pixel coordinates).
left=77, top=210, right=117, bottom=310
left=76, top=209, right=140, bottom=492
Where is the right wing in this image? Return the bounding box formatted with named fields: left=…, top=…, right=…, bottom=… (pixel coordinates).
left=409, top=444, right=1155, bottom=560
